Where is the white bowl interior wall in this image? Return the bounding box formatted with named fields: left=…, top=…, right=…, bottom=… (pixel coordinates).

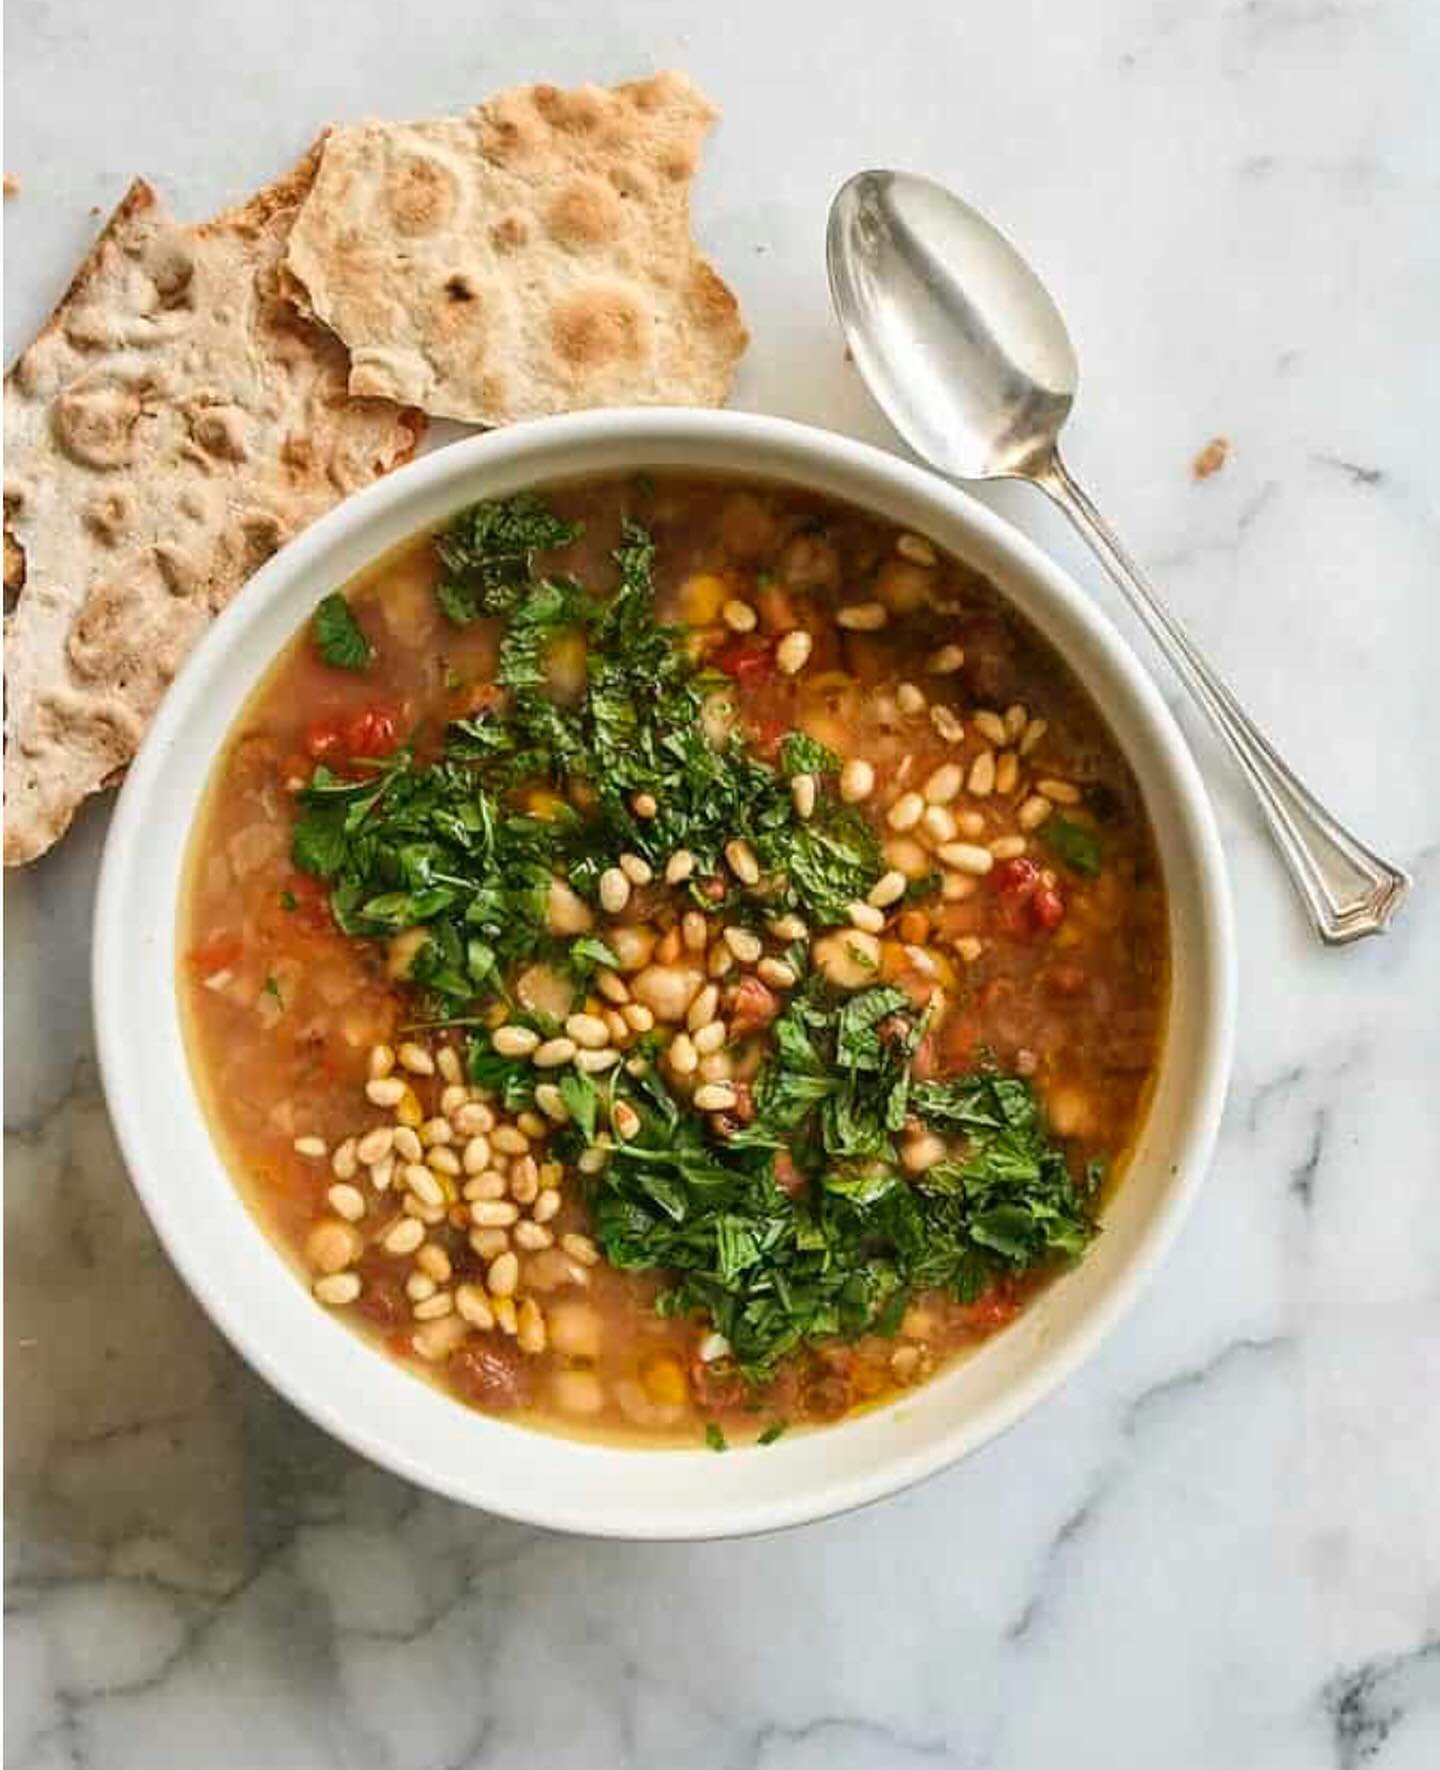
left=95, top=411, right=1234, bottom=1539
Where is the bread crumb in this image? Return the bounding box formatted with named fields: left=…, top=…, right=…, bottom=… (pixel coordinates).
left=1193, top=436, right=1229, bottom=480
left=3, top=173, right=20, bottom=198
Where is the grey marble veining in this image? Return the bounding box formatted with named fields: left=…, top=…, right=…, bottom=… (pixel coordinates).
left=6, top=2, right=1438, bottom=1765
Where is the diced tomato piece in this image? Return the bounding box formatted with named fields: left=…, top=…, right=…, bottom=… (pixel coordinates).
left=1031, top=887, right=1066, bottom=931
left=303, top=717, right=345, bottom=762
left=953, top=1282, right=1020, bottom=1334
left=188, top=931, right=243, bottom=976
left=992, top=856, right=1041, bottom=897
left=711, top=636, right=775, bottom=684
left=345, top=705, right=400, bottom=757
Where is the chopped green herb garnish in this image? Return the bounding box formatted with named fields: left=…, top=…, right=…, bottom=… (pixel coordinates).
left=310, top=593, right=374, bottom=671
left=704, top=1421, right=728, bottom=1452
left=263, top=973, right=284, bottom=1004
left=757, top=1419, right=789, bottom=1445
left=1043, top=816, right=1102, bottom=877
left=279, top=889, right=298, bottom=912
left=435, top=492, right=584, bottom=626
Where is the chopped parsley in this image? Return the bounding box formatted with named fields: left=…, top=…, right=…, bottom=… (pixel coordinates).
left=262, top=973, right=284, bottom=1005
left=757, top=1419, right=789, bottom=1445
left=704, top=1421, right=728, bottom=1452
left=310, top=593, right=374, bottom=671
left=1043, top=815, right=1103, bottom=878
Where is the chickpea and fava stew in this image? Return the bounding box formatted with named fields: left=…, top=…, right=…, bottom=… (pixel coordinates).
left=182, top=474, right=1167, bottom=1446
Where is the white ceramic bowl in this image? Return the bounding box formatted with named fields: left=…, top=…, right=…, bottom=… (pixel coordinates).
left=95, top=409, right=1234, bottom=1539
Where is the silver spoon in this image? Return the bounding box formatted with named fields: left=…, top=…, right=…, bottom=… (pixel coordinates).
left=827, top=169, right=1409, bottom=945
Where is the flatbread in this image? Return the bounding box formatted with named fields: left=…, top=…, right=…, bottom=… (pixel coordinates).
left=3, top=148, right=425, bottom=866
left=283, top=71, right=747, bottom=424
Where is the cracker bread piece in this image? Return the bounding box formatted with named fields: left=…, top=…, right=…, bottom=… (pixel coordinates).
left=3, top=148, right=424, bottom=865
left=284, top=71, right=747, bottom=425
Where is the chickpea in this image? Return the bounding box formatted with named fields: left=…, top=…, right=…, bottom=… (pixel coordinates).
left=304, top=1218, right=363, bottom=1275
left=551, top=1370, right=606, bottom=1416
left=608, top=925, right=657, bottom=973
left=812, top=930, right=882, bottom=990
left=385, top=927, right=430, bottom=980
left=548, top=1302, right=603, bottom=1360
left=630, top=963, right=703, bottom=1023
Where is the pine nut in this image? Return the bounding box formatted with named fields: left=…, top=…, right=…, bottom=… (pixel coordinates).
left=955, top=936, right=984, bottom=963
left=469, top=1227, right=510, bottom=1260
left=768, top=914, right=808, bottom=942
left=1019, top=717, right=1048, bottom=757
left=868, top=869, right=908, bottom=909
left=393, top=1125, right=422, bottom=1164
left=896, top=682, right=927, bottom=716
left=896, top=532, right=937, bottom=565
left=492, top=1295, right=519, bottom=1335
left=669, top=1032, right=699, bottom=1075
left=532, top=1037, right=577, bottom=1069
left=382, top=1217, right=425, bottom=1256
left=901, top=1131, right=947, bottom=1172
left=632, top=791, right=660, bottom=820
left=510, top=1156, right=540, bottom=1204
left=725, top=838, right=760, bottom=885
left=956, top=810, right=986, bottom=838
left=930, top=704, right=964, bottom=744
left=790, top=773, right=817, bottom=819
left=488, top=1125, right=526, bottom=1155
left=837, top=601, right=887, bottom=630
left=403, top=1164, right=443, bottom=1208
left=613, top=1101, right=641, bottom=1141
left=563, top=1013, right=608, bottom=1050
left=973, top=709, right=1008, bottom=746
left=594, top=970, right=629, bottom=1008
left=419, top=1117, right=453, bottom=1147
left=708, top=944, right=734, bottom=979
left=619, top=852, right=653, bottom=886
left=848, top=900, right=886, bottom=934
left=1038, top=778, right=1081, bottom=804
left=968, top=750, right=996, bottom=798
left=471, top=1199, right=519, bottom=1228
left=922, top=763, right=963, bottom=805
left=942, top=873, right=977, bottom=902
left=454, top=1101, right=493, bottom=1135
left=428, top=1146, right=460, bottom=1177
left=1018, top=794, right=1053, bottom=831
left=758, top=957, right=798, bottom=989
left=694, top=1082, right=738, bottom=1112
left=407, top=1272, right=436, bottom=1303
left=928, top=644, right=965, bottom=674
left=355, top=1126, right=393, bottom=1166
left=464, top=1171, right=507, bottom=1202
left=394, top=1087, right=421, bottom=1129
left=776, top=630, right=813, bottom=674
left=515, top=1221, right=555, bottom=1251
left=413, top=1292, right=454, bottom=1322
left=436, top=1045, right=463, bottom=1085
left=306, top=1219, right=362, bottom=1274
left=840, top=759, right=875, bottom=803
left=493, top=1024, right=539, bottom=1057
left=533, top=1189, right=562, bottom=1224
left=560, top=1233, right=600, bottom=1267
left=995, top=751, right=1020, bottom=796
left=603, top=1008, right=630, bottom=1044
left=692, top=1019, right=727, bottom=1054
left=440, top=1083, right=468, bottom=1118
left=575, top=1048, right=620, bottom=1074
left=325, top=1183, right=365, bottom=1223
left=724, top=926, right=763, bottom=964
left=621, top=1002, right=654, bottom=1033
left=488, top=1251, right=520, bottom=1297
left=370, top=1156, right=395, bottom=1193
left=687, top=982, right=720, bottom=1031
left=990, top=835, right=1028, bottom=860
left=682, top=910, right=709, bottom=952
left=315, top=1273, right=361, bottom=1306
left=722, top=597, right=757, bottom=632
left=397, top=1041, right=434, bottom=1076
left=517, top=1298, right=548, bottom=1354
left=368, top=1043, right=396, bottom=1080
left=293, top=1135, right=327, bottom=1160
left=533, top=1083, right=569, bottom=1124
left=456, top=1284, right=494, bottom=1330
left=887, top=791, right=924, bottom=832
left=904, top=944, right=938, bottom=978
left=923, top=804, right=957, bottom=844
left=938, top=842, right=995, bottom=876
left=599, top=867, right=631, bottom=913
left=666, top=849, right=696, bottom=885
left=416, top=1243, right=451, bottom=1283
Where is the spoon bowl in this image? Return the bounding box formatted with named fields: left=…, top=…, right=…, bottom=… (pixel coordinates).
left=828, top=170, right=1076, bottom=479
left=827, top=168, right=1409, bottom=944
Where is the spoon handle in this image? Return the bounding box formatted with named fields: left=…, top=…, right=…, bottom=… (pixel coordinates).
left=1037, top=453, right=1409, bottom=944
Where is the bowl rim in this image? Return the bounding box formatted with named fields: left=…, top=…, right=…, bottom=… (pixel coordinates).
left=94, top=407, right=1235, bottom=1539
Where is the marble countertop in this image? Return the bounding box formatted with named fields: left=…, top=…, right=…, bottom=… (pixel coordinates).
left=6, top=1, right=1438, bottom=1765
